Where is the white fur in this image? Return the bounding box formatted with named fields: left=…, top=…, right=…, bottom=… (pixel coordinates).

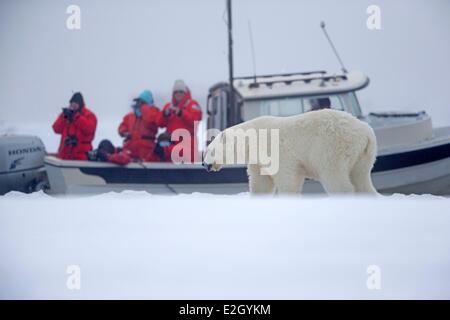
left=203, top=109, right=378, bottom=195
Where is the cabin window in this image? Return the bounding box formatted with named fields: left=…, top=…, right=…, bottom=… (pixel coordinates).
left=345, top=92, right=363, bottom=118
left=241, top=94, right=347, bottom=121
left=207, top=90, right=229, bottom=131
left=302, top=95, right=345, bottom=112
left=210, top=95, right=219, bottom=114
left=242, top=97, right=302, bottom=120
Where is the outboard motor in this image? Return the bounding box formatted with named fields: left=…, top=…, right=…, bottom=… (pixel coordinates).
left=0, top=135, right=48, bottom=195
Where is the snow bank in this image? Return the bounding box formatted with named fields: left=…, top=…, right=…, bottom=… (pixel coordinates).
left=0, top=191, right=449, bottom=299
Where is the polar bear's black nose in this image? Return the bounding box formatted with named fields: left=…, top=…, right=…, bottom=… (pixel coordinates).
left=202, top=161, right=213, bottom=172
left=201, top=152, right=212, bottom=172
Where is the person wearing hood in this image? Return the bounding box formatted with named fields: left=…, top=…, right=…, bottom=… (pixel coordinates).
left=157, top=80, right=202, bottom=162
left=87, top=139, right=132, bottom=166
left=52, top=92, right=97, bottom=160
left=118, top=90, right=161, bottom=162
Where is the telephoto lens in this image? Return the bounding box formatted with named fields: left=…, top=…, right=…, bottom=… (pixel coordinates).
left=62, top=107, right=74, bottom=120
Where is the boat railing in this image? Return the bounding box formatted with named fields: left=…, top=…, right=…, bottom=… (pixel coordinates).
left=237, top=73, right=347, bottom=90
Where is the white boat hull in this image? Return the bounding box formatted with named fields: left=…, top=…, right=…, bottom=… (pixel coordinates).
left=44, top=150, right=450, bottom=196
left=43, top=124, right=450, bottom=196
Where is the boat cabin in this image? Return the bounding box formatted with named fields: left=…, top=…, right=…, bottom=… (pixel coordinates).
left=206, top=70, right=434, bottom=150
left=207, top=70, right=370, bottom=131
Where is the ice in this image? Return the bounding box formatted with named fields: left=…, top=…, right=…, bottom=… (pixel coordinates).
left=1, top=191, right=449, bottom=299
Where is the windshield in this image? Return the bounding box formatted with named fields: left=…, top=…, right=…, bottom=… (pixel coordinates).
left=241, top=94, right=355, bottom=121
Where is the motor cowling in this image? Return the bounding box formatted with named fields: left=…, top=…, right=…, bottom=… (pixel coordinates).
left=0, top=135, right=48, bottom=194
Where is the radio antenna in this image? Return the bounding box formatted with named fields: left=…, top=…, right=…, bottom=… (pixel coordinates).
left=320, top=21, right=348, bottom=74
left=248, top=20, right=257, bottom=83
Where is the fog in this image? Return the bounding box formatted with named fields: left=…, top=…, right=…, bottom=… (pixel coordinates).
left=1, top=0, right=449, bottom=137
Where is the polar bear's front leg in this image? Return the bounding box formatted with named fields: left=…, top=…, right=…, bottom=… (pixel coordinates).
left=272, top=168, right=305, bottom=194
left=319, top=169, right=355, bottom=194
left=247, top=164, right=274, bottom=194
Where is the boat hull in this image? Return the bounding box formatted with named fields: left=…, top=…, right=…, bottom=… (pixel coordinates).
left=44, top=138, right=450, bottom=195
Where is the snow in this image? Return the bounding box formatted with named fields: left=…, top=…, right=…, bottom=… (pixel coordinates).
left=1, top=191, right=450, bottom=299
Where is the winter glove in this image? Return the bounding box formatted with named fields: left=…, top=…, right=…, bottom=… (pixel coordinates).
left=121, top=132, right=131, bottom=140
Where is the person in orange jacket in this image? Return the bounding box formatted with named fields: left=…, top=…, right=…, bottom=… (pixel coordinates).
left=52, top=92, right=97, bottom=160
left=107, top=148, right=133, bottom=165
left=118, top=90, right=161, bottom=162
left=158, top=80, right=202, bottom=163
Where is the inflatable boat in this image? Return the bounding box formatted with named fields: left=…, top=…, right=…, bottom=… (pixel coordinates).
left=44, top=71, right=450, bottom=195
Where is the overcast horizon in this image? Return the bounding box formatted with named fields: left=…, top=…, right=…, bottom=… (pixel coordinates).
left=1, top=0, right=450, bottom=131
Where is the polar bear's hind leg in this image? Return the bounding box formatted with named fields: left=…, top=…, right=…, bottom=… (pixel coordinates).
left=350, top=137, right=378, bottom=194
left=350, top=155, right=377, bottom=194
left=319, top=168, right=355, bottom=194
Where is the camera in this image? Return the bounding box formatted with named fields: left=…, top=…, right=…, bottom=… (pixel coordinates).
left=63, top=107, right=75, bottom=120
left=64, top=135, right=77, bottom=147
left=87, top=150, right=98, bottom=161
left=87, top=149, right=109, bottom=162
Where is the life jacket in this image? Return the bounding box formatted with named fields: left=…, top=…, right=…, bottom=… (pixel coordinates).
left=157, top=90, right=202, bottom=162
left=52, top=106, right=97, bottom=160
left=118, top=104, right=161, bottom=161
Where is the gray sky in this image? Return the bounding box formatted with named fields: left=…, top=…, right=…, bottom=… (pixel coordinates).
left=1, top=0, right=450, bottom=129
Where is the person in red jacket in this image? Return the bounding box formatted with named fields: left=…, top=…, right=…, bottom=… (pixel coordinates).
left=107, top=148, right=133, bottom=165
left=118, top=90, right=161, bottom=162
left=158, top=80, right=202, bottom=163
left=87, top=139, right=132, bottom=166
left=52, top=92, right=97, bottom=160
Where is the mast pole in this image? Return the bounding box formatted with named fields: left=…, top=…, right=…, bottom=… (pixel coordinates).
left=227, top=0, right=236, bottom=124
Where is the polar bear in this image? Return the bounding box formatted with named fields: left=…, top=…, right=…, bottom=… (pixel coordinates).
left=202, top=109, right=377, bottom=195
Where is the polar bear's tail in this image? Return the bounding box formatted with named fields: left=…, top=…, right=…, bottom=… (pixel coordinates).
left=350, top=132, right=378, bottom=194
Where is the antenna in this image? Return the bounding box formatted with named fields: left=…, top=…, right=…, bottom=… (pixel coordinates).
left=320, top=21, right=348, bottom=74
left=248, top=20, right=257, bottom=83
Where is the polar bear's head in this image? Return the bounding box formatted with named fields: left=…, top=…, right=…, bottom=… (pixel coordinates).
left=202, top=128, right=255, bottom=172
left=202, top=131, right=226, bottom=172
left=203, top=126, right=280, bottom=175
